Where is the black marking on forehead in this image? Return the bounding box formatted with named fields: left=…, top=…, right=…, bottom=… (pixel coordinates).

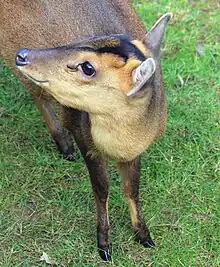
left=74, top=35, right=146, bottom=62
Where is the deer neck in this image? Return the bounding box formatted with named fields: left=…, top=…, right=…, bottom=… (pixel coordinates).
left=89, top=96, right=156, bottom=161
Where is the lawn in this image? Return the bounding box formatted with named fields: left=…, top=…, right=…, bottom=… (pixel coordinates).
left=0, top=0, right=219, bottom=266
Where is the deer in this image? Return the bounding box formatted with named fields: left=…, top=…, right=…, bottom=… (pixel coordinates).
left=0, top=0, right=171, bottom=261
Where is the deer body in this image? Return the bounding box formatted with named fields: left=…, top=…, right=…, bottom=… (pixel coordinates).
left=0, top=0, right=171, bottom=261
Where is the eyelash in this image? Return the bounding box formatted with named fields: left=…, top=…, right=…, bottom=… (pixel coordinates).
left=67, top=63, right=80, bottom=72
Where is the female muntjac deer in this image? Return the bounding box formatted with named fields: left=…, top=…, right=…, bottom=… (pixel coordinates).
left=0, top=0, right=171, bottom=261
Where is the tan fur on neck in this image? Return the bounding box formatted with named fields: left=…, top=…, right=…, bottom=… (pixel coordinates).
left=89, top=86, right=155, bottom=161
left=90, top=108, right=157, bottom=161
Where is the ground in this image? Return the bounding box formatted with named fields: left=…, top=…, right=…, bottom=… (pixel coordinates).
left=0, top=0, right=219, bottom=266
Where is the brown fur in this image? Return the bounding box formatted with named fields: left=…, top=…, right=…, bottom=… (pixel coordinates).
left=0, top=0, right=171, bottom=261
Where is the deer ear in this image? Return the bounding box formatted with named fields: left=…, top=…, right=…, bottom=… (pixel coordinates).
left=143, top=13, right=172, bottom=58
left=127, top=58, right=156, bottom=97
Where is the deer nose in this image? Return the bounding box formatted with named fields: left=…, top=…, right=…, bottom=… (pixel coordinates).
left=15, top=48, right=29, bottom=66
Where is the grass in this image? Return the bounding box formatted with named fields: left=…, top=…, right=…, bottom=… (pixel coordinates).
left=0, top=0, right=219, bottom=266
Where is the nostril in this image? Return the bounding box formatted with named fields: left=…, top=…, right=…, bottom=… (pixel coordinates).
left=17, top=54, right=26, bottom=62
left=15, top=48, right=29, bottom=66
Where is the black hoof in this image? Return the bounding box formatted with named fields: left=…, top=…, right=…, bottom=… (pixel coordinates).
left=141, top=239, right=155, bottom=249
left=62, top=151, right=77, bottom=161
left=52, top=133, right=77, bottom=161
left=98, top=248, right=111, bottom=261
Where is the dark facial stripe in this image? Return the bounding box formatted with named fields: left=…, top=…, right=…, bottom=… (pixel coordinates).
left=71, top=35, right=146, bottom=62
left=97, top=39, right=146, bottom=61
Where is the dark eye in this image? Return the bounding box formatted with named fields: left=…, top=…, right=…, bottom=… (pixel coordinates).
left=80, top=61, right=96, bottom=77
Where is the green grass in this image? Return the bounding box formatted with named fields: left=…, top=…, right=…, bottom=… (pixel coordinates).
left=0, top=0, right=219, bottom=266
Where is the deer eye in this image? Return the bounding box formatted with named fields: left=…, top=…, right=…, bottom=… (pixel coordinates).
left=80, top=61, right=96, bottom=77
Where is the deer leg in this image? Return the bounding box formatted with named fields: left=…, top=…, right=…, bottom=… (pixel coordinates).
left=87, top=157, right=110, bottom=261
left=34, top=96, right=76, bottom=161
left=69, top=109, right=111, bottom=261
left=117, top=157, right=155, bottom=248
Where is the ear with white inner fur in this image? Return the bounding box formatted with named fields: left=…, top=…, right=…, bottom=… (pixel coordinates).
left=143, top=13, right=172, bottom=58
left=127, top=58, right=156, bottom=97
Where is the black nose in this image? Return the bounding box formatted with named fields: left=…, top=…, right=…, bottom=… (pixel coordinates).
left=16, top=48, right=29, bottom=66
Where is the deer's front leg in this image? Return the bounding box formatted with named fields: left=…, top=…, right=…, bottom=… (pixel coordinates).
left=33, top=95, right=76, bottom=161
left=69, top=110, right=111, bottom=261
left=85, top=157, right=111, bottom=261
left=118, top=157, right=155, bottom=248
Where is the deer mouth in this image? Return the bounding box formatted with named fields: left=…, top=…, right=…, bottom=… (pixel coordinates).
left=24, top=73, right=49, bottom=84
